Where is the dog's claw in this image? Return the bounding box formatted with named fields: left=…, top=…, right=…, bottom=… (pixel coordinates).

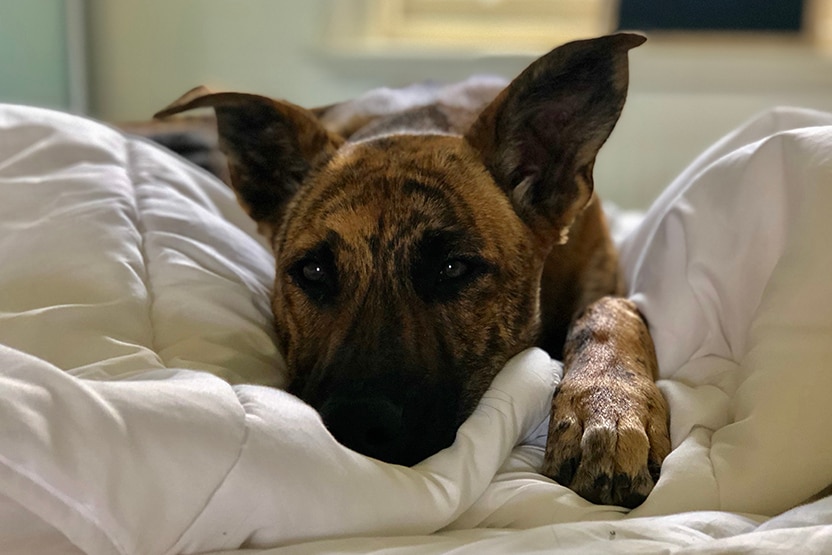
left=556, top=456, right=580, bottom=486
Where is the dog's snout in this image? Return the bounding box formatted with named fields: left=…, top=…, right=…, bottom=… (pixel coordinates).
left=315, top=376, right=461, bottom=467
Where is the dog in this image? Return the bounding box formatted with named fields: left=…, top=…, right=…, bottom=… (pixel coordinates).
left=155, top=33, right=670, bottom=509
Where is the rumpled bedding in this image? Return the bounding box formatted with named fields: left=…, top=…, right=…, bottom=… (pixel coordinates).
left=0, top=104, right=831, bottom=555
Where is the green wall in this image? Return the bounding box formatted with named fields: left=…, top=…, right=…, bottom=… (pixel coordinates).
left=0, top=0, right=70, bottom=110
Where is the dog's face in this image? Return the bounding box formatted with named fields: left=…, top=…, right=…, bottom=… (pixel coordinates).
left=157, top=34, right=642, bottom=465
left=273, top=134, right=542, bottom=464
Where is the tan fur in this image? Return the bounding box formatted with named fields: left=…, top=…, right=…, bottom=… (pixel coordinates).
left=544, top=297, right=670, bottom=506
left=156, top=33, right=670, bottom=508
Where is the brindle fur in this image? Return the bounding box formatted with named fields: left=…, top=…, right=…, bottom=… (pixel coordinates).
left=156, top=33, right=670, bottom=508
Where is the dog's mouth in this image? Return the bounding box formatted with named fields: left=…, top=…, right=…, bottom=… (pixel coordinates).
left=291, top=374, right=465, bottom=466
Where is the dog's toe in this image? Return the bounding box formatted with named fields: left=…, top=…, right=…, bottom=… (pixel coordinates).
left=542, top=406, right=584, bottom=486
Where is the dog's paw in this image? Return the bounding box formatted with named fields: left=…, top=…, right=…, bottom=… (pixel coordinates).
left=541, top=373, right=670, bottom=508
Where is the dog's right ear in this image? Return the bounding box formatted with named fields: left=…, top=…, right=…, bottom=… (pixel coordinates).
left=155, top=86, right=344, bottom=233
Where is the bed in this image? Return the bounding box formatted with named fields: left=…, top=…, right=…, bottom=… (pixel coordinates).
left=1, top=103, right=831, bottom=554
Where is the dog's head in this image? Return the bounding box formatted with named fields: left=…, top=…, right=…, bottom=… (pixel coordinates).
left=157, top=34, right=642, bottom=465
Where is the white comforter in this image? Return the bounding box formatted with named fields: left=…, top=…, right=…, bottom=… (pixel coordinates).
left=1, top=104, right=831, bottom=555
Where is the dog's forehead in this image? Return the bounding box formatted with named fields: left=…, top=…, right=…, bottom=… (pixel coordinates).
left=280, top=134, right=524, bottom=255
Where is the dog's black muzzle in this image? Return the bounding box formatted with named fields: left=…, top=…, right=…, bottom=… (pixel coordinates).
left=307, top=372, right=462, bottom=466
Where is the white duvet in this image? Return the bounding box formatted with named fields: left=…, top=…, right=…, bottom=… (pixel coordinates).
left=1, top=104, right=831, bottom=555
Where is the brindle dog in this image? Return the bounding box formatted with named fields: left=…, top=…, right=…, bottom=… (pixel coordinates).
left=156, top=33, right=670, bottom=508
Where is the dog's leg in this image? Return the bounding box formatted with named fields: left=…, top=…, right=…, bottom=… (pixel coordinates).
left=542, top=297, right=670, bottom=508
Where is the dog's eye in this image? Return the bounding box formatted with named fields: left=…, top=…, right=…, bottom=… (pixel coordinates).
left=411, top=230, right=492, bottom=303
left=429, top=256, right=489, bottom=301
left=288, top=245, right=338, bottom=305
left=438, top=259, right=469, bottom=282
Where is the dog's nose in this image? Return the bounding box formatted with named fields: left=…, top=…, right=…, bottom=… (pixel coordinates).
left=320, top=395, right=406, bottom=461
left=317, top=379, right=461, bottom=466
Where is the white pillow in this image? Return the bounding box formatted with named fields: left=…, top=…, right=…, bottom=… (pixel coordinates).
left=0, top=104, right=283, bottom=385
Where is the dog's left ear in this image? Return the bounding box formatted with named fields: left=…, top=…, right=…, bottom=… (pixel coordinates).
left=155, top=86, right=344, bottom=235
left=465, top=33, right=644, bottom=246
